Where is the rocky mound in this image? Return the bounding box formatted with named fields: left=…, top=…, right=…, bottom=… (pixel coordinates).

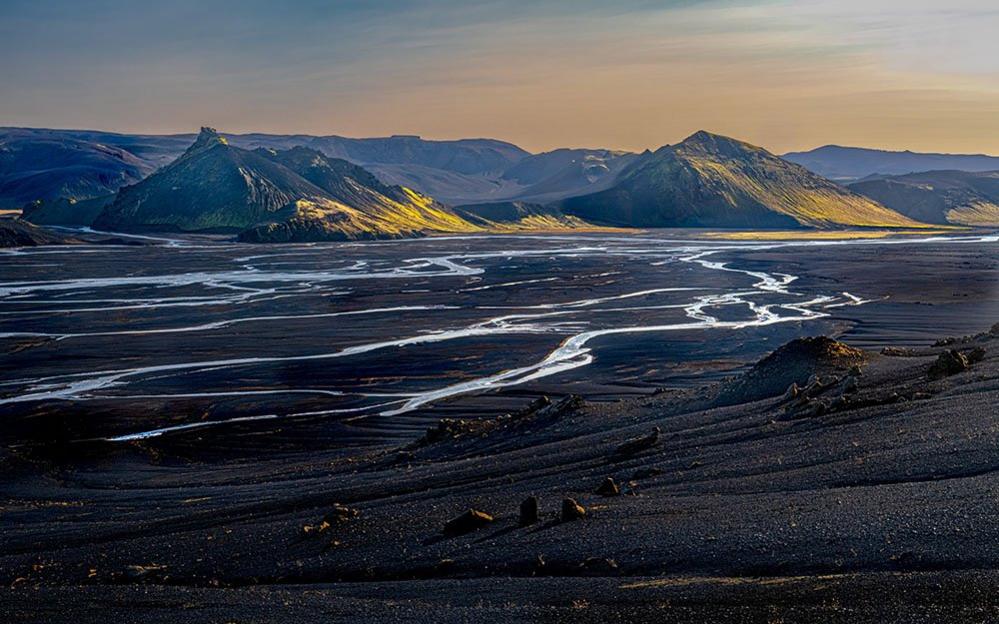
left=717, top=336, right=867, bottom=405
left=0, top=218, right=77, bottom=247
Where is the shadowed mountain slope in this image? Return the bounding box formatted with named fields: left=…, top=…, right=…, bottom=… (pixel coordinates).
left=0, top=131, right=155, bottom=208
left=559, top=131, right=925, bottom=229
left=849, top=170, right=999, bottom=226
left=93, top=129, right=331, bottom=233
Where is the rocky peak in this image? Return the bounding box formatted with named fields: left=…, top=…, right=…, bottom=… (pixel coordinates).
left=183, top=126, right=228, bottom=157
left=677, top=130, right=760, bottom=158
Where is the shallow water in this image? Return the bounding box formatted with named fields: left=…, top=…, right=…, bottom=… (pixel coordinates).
left=1, top=232, right=996, bottom=443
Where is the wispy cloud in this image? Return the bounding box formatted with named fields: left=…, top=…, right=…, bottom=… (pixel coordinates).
left=1, top=0, right=997, bottom=153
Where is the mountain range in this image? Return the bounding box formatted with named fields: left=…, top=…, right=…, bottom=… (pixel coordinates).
left=8, top=125, right=999, bottom=239
left=783, top=145, right=999, bottom=182
left=93, top=128, right=491, bottom=241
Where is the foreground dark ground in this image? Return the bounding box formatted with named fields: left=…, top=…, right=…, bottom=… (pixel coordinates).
left=3, top=320, right=999, bottom=622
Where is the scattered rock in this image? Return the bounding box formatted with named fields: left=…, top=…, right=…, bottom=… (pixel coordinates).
left=848, top=365, right=863, bottom=377
left=614, top=427, right=661, bottom=456
left=783, top=383, right=800, bottom=401
left=595, top=477, right=620, bottom=497
left=631, top=467, right=663, bottom=480
left=534, top=554, right=547, bottom=572
left=534, top=394, right=583, bottom=419
left=841, top=376, right=859, bottom=394
left=419, top=418, right=482, bottom=445
left=929, top=350, right=969, bottom=379
left=395, top=450, right=415, bottom=463
left=802, top=375, right=826, bottom=397
left=968, top=347, right=987, bottom=364
left=300, top=503, right=356, bottom=537
left=324, top=503, right=359, bottom=523
left=443, top=509, right=494, bottom=536
left=934, top=336, right=962, bottom=347
left=123, top=563, right=168, bottom=582
left=560, top=498, right=587, bottom=522
left=580, top=557, right=619, bottom=574
left=882, top=346, right=916, bottom=357
left=519, top=496, right=540, bottom=526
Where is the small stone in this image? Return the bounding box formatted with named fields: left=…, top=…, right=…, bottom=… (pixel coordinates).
left=630, top=467, right=663, bottom=480
left=561, top=498, right=587, bottom=522
left=519, top=496, right=540, bottom=526
left=783, top=382, right=800, bottom=401
left=968, top=347, right=986, bottom=364
left=324, top=503, right=359, bottom=523
left=580, top=557, right=618, bottom=574
left=595, top=477, right=620, bottom=497
left=443, top=509, right=494, bottom=536
left=614, top=427, right=661, bottom=456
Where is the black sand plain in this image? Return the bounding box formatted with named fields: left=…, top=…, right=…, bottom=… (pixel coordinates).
left=2, top=231, right=999, bottom=622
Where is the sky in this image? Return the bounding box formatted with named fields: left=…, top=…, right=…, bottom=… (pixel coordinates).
left=2, top=0, right=999, bottom=154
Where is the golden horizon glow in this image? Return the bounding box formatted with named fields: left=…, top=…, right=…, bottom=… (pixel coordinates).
left=2, top=1, right=999, bottom=155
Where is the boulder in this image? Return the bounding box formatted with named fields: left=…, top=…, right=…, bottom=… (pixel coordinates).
left=614, top=427, right=661, bottom=456
left=519, top=496, right=540, bottom=526
left=324, top=503, right=360, bottom=523
left=443, top=509, right=494, bottom=536
left=561, top=498, right=587, bottom=522
left=929, top=350, right=969, bottom=379
left=595, top=477, right=620, bottom=497
left=631, top=467, right=664, bottom=480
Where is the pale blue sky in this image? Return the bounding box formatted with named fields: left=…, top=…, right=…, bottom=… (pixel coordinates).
left=2, top=1, right=998, bottom=153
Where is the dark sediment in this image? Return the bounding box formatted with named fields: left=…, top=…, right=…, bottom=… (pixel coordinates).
left=4, top=325, right=999, bottom=621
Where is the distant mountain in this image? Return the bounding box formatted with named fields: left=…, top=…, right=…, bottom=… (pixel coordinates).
left=231, top=133, right=529, bottom=177
left=341, top=147, right=638, bottom=205
left=496, top=149, right=639, bottom=204
left=849, top=170, right=999, bottom=226
left=783, top=145, right=999, bottom=182
left=559, top=131, right=922, bottom=229
left=0, top=129, right=158, bottom=208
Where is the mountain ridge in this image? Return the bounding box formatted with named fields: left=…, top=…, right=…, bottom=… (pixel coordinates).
left=559, top=131, right=923, bottom=229
left=784, top=144, right=999, bottom=182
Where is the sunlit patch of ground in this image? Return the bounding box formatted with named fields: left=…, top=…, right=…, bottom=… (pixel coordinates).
left=702, top=228, right=961, bottom=241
